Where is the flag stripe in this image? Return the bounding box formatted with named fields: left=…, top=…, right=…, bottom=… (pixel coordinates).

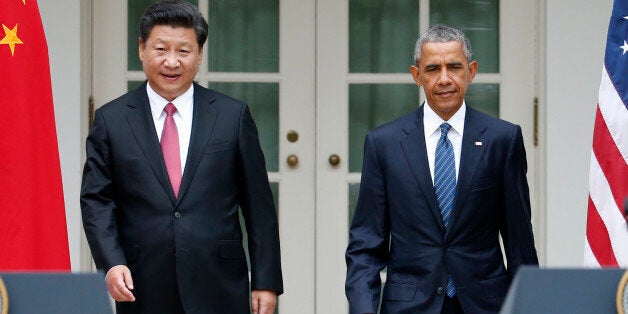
left=588, top=145, right=628, bottom=266
left=589, top=149, right=628, bottom=266
left=584, top=239, right=601, bottom=267
left=598, top=67, right=628, bottom=164
left=586, top=196, right=618, bottom=266
left=592, top=105, right=628, bottom=212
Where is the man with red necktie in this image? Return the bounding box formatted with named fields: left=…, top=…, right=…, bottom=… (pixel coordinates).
left=80, top=1, right=283, bottom=313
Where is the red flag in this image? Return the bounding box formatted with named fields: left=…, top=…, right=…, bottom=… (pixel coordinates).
left=0, top=0, right=70, bottom=270
left=584, top=0, right=628, bottom=267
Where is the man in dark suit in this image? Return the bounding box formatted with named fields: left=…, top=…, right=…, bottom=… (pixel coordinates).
left=345, top=25, right=538, bottom=314
left=80, top=1, right=282, bottom=313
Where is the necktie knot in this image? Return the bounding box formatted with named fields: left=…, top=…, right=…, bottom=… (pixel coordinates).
left=439, top=122, right=452, bottom=136
left=164, top=103, right=177, bottom=117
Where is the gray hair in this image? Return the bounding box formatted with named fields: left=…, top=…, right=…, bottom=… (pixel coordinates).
left=413, top=25, right=473, bottom=66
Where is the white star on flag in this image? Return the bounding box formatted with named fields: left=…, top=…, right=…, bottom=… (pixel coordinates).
left=623, top=17, right=628, bottom=54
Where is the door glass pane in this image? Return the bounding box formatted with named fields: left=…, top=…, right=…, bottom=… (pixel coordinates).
left=349, top=0, right=419, bottom=73
left=349, top=84, right=419, bottom=172
left=209, top=83, right=279, bottom=172
left=466, top=83, right=499, bottom=118
left=128, top=0, right=200, bottom=72
left=430, top=0, right=499, bottom=73
left=348, top=183, right=360, bottom=227
left=128, top=81, right=143, bottom=91
left=208, top=0, right=279, bottom=72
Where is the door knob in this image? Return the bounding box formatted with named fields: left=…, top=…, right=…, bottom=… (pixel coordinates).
left=287, top=154, right=299, bottom=167
left=287, top=130, right=299, bottom=143
left=328, top=154, right=340, bottom=166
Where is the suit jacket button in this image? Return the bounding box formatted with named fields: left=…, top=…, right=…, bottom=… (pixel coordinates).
left=444, top=246, right=449, bottom=252
left=437, top=287, right=444, bottom=295
left=174, top=211, right=181, bottom=219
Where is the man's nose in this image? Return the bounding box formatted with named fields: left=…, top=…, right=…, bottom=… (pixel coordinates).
left=437, top=68, right=452, bottom=84
left=164, top=52, right=180, bottom=68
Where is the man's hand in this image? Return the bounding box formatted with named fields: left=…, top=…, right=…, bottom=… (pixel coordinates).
left=251, top=290, right=277, bottom=314
left=105, top=265, right=136, bottom=302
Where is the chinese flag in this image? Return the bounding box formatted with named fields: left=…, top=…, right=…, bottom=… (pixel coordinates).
left=0, top=0, right=70, bottom=270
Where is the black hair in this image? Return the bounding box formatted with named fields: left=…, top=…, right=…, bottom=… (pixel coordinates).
left=139, top=0, right=208, bottom=48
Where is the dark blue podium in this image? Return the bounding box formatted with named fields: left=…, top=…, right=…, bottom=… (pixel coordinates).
left=501, top=267, right=625, bottom=314
left=0, top=273, right=112, bottom=314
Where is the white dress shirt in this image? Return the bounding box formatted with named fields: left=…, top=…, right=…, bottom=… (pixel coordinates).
left=423, top=102, right=466, bottom=185
left=147, top=83, right=194, bottom=174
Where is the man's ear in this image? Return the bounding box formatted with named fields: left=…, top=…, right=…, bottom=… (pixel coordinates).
left=409, top=65, right=422, bottom=87
left=138, top=38, right=145, bottom=62
left=198, top=47, right=204, bottom=66
left=467, top=60, right=478, bottom=83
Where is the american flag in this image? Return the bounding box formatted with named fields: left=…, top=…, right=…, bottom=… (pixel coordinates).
left=584, top=0, right=628, bottom=267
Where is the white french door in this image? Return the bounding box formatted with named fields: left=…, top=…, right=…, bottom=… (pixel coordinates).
left=91, top=1, right=538, bottom=313
left=315, top=0, right=538, bottom=312
left=92, top=1, right=316, bottom=313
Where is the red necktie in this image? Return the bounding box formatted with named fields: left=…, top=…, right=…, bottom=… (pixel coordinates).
left=160, top=103, right=182, bottom=197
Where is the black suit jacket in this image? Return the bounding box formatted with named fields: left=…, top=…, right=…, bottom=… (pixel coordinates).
left=345, top=105, right=538, bottom=314
left=81, top=82, right=283, bottom=314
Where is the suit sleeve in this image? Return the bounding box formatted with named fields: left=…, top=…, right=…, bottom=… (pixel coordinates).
left=345, top=133, right=390, bottom=314
left=236, top=104, right=284, bottom=295
left=500, top=125, right=539, bottom=275
left=80, top=109, right=126, bottom=272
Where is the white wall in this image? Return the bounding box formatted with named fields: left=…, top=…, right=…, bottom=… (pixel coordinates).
left=39, top=0, right=84, bottom=271
left=544, top=0, right=613, bottom=266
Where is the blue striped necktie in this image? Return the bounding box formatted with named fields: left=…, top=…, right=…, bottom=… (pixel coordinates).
left=434, top=122, right=457, bottom=297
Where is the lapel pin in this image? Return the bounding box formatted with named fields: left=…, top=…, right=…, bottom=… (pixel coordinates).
left=475, top=141, right=483, bottom=146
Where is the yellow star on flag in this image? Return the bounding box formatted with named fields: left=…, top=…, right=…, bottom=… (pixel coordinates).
left=22, top=0, right=26, bottom=4
left=0, top=23, right=24, bottom=56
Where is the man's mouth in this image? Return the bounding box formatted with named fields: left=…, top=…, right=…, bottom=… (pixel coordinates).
left=162, top=73, right=180, bottom=80
left=435, top=90, right=456, bottom=97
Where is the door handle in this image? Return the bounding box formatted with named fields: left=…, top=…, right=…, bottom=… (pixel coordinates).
left=328, top=154, right=340, bottom=166
left=287, top=130, right=299, bottom=143
left=287, top=154, right=299, bottom=167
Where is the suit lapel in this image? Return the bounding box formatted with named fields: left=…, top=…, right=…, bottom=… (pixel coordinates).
left=124, top=82, right=177, bottom=204
left=445, top=107, right=488, bottom=235
left=400, top=106, right=445, bottom=232
left=176, top=84, right=218, bottom=204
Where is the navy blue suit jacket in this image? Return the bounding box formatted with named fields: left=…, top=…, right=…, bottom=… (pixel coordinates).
left=81, top=82, right=283, bottom=314
left=345, top=105, right=538, bottom=314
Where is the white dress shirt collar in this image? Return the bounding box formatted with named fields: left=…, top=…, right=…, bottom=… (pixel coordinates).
left=147, top=83, right=194, bottom=121
left=423, top=101, right=466, bottom=138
